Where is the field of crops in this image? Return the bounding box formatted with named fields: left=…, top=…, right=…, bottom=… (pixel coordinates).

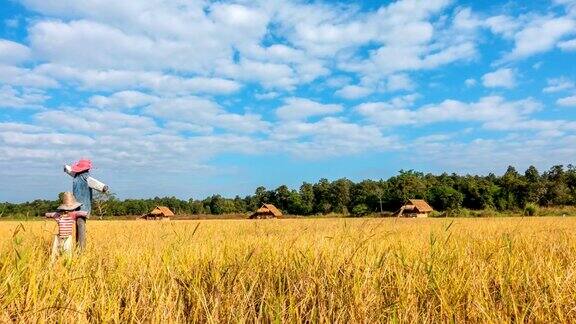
left=1, top=217, right=576, bottom=322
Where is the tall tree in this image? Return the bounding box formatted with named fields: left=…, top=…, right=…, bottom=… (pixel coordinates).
left=299, top=183, right=315, bottom=215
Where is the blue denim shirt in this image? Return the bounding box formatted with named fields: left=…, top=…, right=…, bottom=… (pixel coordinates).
left=73, top=172, right=92, bottom=214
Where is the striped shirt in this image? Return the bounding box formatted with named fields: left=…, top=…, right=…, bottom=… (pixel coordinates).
left=45, top=211, right=87, bottom=237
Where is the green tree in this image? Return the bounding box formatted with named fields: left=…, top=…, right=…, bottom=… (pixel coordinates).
left=386, top=170, right=427, bottom=209
left=208, top=195, right=236, bottom=214
left=330, top=178, right=353, bottom=214
left=523, top=165, right=545, bottom=205
left=351, top=204, right=369, bottom=216
left=313, top=178, right=332, bottom=214
left=299, top=183, right=315, bottom=215
left=233, top=195, right=247, bottom=213
left=428, top=186, right=464, bottom=211
left=274, top=185, right=291, bottom=212
left=542, top=165, right=571, bottom=205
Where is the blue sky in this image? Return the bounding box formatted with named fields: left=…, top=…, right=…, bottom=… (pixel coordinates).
left=1, top=0, right=576, bottom=202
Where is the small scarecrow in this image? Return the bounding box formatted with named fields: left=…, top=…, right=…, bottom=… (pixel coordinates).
left=45, top=192, right=88, bottom=262
left=64, top=159, right=109, bottom=250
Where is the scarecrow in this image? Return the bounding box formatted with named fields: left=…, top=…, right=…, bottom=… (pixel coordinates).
left=45, top=192, right=88, bottom=262
left=64, top=159, right=109, bottom=250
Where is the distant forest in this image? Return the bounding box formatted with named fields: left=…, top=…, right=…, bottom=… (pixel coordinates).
left=2, top=165, right=576, bottom=218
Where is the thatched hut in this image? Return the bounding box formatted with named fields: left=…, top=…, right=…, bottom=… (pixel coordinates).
left=395, top=199, right=433, bottom=218
left=141, top=206, right=174, bottom=220
left=249, top=203, right=283, bottom=219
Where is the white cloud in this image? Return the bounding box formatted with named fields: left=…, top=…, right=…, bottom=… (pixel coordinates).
left=506, top=16, right=576, bottom=60
left=274, top=2, right=374, bottom=57
left=543, top=77, right=574, bottom=93
left=36, top=64, right=240, bottom=94
left=557, top=95, right=576, bottom=107
left=218, top=59, right=295, bottom=89
left=402, top=134, right=576, bottom=173
left=270, top=117, right=397, bottom=158
left=484, top=15, right=522, bottom=38
left=336, top=85, right=373, bottom=99
left=254, top=91, right=280, bottom=100
left=0, top=86, right=48, bottom=109
left=558, top=38, right=576, bottom=51
left=164, top=121, right=213, bottom=134
left=89, top=91, right=157, bottom=110
left=325, top=76, right=352, bottom=88
left=36, top=108, right=159, bottom=136
left=0, top=65, right=59, bottom=88
left=357, top=96, right=541, bottom=128
left=465, top=78, right=477, bottom=87
left=482, top=68, right=516, bottom=88
left=387, top=74, right=414, bottom=91
left=209, top=3, right=270, bottom=40
left=272, top=0, right=477, bottom=83
left=26, top=6, right=267, bottom=74
left=0, top=40, right=31, bottom=64
left=144, top=96, right=270, bottom=133
left=0, top=131, right=95, bottom=146
left=30, top=20, right=166, bottom=70
left=0, top=122, right=44, bottom=133
left=275, top=97, right=343, bottom=120
left=14, top=0, right=484, bottom=95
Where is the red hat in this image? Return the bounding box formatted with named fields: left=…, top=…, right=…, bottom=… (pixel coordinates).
left=71, top=159, right=92, bottom=173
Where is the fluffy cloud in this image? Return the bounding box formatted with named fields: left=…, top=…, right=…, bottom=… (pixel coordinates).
left=386, top=74, right=414, bottom=91
left=275, top=97, right=343, bottom=120
left=558, top=38, right=576, bottom=50
left=0, top=131, right=94, bottom=146
left=89, top=91, right=157, bottom=110
left=484, top=15, right=523, bottom=38
left=270, top=117, right=397, bottom=158
left=557, top=95, right=576, bottom=107
left=12, top=0, right=515, bottom=96
left=0, top=40, right=31, bottom=64
left=164, top=121, right=213, bottom=134
left=26, top=2, right=271, bottom=74
left=0, top=122, right=44, bottom=133
left=0, top=86, right=48, bottom=109
left=402, top=134, right=576, bottom=173
left=35, top=108, right=160, bottom=135
left=36, top=64, right=240, bottom=94
left=356, top=96, right=541, bottom=128
left=335, top=85, right=373, bottom=99
left=254, top=91, right=280, bottom=100
left=506, top=16, right=576, bottom=60
left=144, top=96, right=270, bottom=133
left=217, top=59, right=298, bottom=89
left=482, top=68, right=516, bottom=88
left=0, top=65, right=59, bottom=88
left=543, top=77, right=574, bottom=93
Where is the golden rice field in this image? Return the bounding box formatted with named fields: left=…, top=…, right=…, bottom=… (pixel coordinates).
left=1, top=217, right=576, bottom=322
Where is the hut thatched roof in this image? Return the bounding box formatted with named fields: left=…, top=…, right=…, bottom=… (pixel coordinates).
left=253, top=203, right=283, bottom=217
left=408, top=199, right=433, bottom=212
left=149, top=206, right=175, bottom=217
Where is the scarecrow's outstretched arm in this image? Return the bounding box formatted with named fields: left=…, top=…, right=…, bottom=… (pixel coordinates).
left=45, top=212, right=58, bottom=218
left=88, top=176, right=109, bottom=192
left=63, top=165, right=75, bottom=177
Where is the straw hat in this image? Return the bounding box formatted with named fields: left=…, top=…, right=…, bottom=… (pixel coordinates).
left=57, top=192, right=82, bottom=211
left=71, top=159, right=92, bottom=173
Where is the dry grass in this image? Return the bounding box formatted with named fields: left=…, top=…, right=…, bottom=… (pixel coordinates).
left=1, top=217, right=576, bottom=322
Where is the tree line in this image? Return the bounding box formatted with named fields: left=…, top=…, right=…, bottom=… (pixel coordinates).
left=2, top=165, right=576, bottom=218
